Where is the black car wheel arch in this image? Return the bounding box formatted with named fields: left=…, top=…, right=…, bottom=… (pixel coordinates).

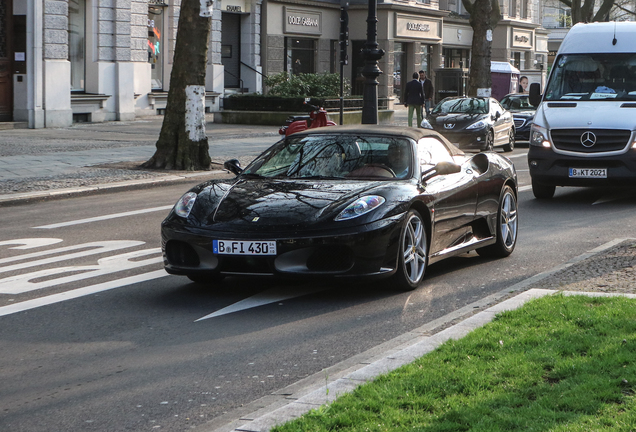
left=392, top=209, right=428, bottom=291
left=477, top=184, right=518, bottom=257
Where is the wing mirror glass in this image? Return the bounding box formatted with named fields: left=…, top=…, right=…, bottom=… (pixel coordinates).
left=529, top=82, right=542, bottom=107
left=224, top=159, right=243, bottom=175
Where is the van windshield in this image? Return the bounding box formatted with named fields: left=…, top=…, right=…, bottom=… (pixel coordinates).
left=545, top=53, right=636, bottom=101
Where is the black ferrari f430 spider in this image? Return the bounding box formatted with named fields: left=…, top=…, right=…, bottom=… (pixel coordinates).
left=161, top=125, right=518, bottom=290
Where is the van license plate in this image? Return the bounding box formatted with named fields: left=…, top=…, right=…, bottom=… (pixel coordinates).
left=568, top=168, right=607, bottom=178
left=213, top=240, right=277, bottom=255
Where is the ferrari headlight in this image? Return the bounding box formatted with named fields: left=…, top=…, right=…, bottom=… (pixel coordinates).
left=530, top=124, right=550, bottom=147
left=335, top=195, right=385, bottom=221
left=466, top=120, right=487, bottom=130
left=420, top=118, right=433, bottom=129
left=175, top=192, right=197, bottom=218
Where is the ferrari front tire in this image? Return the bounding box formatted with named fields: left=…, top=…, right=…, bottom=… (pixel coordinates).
left=392, top=210, right=428, bottom=291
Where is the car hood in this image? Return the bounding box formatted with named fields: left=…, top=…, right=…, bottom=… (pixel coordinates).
left=429, top=113, right=488, bottom=131
left=185, top=178, right=408, bottom=232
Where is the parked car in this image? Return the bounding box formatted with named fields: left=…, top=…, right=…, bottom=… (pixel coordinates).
left=161, top=125, right=518, bottom=291
left=421, top=97, right=516, bottom=152
left=500, top=93, right=535, bottom=143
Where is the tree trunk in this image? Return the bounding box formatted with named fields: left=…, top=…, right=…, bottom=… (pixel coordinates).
left=462, top=0, right=499, bottom=97
left=143, top=0, right=212, bottom=171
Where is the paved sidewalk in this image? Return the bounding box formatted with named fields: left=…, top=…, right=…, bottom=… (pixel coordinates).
left=0, top=109, right=409, bottom=204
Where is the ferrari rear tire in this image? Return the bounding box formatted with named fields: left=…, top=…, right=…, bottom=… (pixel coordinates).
left=502, top=129, right=515, bottom=152
left=187, top=273, right=226, bottom=285
left=532, top=180, right=556, bottom=199
left=392, top=210, right=428, bottom=291
left=476, top=185, right=518, bottom=258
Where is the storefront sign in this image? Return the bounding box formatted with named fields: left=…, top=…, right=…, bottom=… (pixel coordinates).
left=395, top=15, right=441, bottom=41
left=223, top=0, right=249, bottom=13
left=284, top=8, right=322, bottom=35
left=148, top=0, right=168, bottom=5
left=511, top=29, right=533, bottom=48
left=443, top=24, right=473, bottom=46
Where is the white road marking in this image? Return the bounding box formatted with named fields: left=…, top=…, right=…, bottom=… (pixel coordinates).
left=0, top=238, right=63, bottom=250
left=0, top=248, right=162, bottom=294
left=505, top=152, right=528, bottom=159
left=196, top=285, right=329, bottom=321
left=33, top=205, right=174, bottom=229
left=0, top=240, right=145, bottom=271
left=518, top=185, right=532, bottom=192
left=0, top=270, right=167, bottom=318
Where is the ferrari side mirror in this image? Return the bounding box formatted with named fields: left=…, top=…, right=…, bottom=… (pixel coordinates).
left=421, top=161, right=461, bottom=182
left=224, top=159, right=243, bottom=175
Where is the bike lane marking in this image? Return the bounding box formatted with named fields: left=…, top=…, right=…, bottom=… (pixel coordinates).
left=0, top=270, right=167, bottom=318
left=32, top=205, right=174, bottom=229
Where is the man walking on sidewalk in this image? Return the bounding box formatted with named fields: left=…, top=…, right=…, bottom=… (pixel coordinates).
left=419, top=70, right=434, bottom=117
left=404, top=72, right=424, bottom=128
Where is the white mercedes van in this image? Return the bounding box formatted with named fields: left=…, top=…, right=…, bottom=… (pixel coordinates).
left=527, top=22, right=636, bottom=198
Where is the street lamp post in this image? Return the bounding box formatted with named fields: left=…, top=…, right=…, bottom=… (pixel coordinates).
left=360, top=0, right=384, bottom=124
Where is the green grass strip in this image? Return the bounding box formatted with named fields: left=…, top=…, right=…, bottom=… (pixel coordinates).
left=272, top=294, right=636, bottom=432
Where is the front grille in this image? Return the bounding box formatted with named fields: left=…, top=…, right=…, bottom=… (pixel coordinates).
left=513, top=118, right=525, bottom=128
left=306, top=247, right=354, bottom=272
left=550, top=129, right=632, bottom=153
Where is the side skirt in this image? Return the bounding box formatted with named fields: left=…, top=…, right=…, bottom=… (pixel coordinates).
left=428, top=235, right=496, bottom=265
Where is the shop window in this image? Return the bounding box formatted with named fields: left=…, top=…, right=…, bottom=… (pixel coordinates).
left=443, top=48, right=469, bottom=69
left=285, top=38, right=315, bottom=75
left=68, top=0, right=85, bottom=92
left=510, top=51, right=525, bottom=70
left=393, top=42, right=405, bottom=100
left=148, top=5, right=165, bottom=90
left=420, top=44, right=432, bottom=75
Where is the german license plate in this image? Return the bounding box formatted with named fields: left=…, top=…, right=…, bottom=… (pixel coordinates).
left=568, top=168, right=607, bottom=178
left=213, top=240, right=277, bottom=255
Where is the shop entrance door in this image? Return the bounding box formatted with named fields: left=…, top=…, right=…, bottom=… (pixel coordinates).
left=0, top=0, right=13, bottom=121
left=222, top=13, right=241, bottom=89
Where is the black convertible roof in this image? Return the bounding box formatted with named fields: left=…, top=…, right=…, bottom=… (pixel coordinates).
left=295, top=125, right=464, bottom=156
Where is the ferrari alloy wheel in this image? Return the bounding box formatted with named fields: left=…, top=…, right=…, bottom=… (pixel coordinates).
left=483, top=131, right=494, bottom=152
left=503, top=129, right=515, bottom=152
left=393, top=210, right=428, bottom=290
left=532, top=180, right=556, bottom=199
left=477, top=185, right=518, bottom=258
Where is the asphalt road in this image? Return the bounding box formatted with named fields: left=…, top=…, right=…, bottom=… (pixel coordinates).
left=2, top=148, right=636, bottom=432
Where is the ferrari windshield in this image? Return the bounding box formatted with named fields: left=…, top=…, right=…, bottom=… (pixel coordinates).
left=432, top=98, right=488, bottom=114
left=545, top=53, right=636, bottom=101
left=243, top=135, right=413, bottom=180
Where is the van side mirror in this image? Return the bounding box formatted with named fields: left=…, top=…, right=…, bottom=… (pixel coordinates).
left=529, top=83, right=542, bottom=107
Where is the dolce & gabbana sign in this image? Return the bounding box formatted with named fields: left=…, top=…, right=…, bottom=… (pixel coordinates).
left=511, top=29, right=533, bottom=48
left=395, top=15, right=441, bottom=41
left=284, top=7, right=322, bottom=35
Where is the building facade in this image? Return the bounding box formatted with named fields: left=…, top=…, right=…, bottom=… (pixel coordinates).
left=0, top=0, right=547, bottom=128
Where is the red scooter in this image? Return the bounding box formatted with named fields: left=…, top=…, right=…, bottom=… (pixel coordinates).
left=279, top=100, right=337, bottom=136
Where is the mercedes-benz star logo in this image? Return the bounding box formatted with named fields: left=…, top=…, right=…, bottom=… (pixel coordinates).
left=580, top=131, right=597, bottom=147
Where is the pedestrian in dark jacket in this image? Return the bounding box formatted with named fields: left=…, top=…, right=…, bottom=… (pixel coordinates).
left=404, top=72, right=424, bottom=127
left=419, top=70, right=434, bottom=116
